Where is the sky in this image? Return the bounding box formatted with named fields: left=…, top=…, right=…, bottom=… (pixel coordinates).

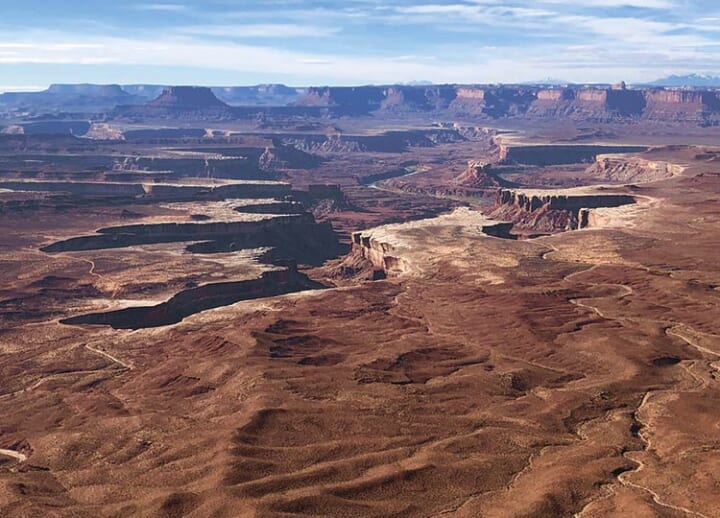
left=0, top=0, right=719, bottom=91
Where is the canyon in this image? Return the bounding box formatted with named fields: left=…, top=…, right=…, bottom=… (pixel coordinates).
left=1, top=82, right=720, bottom=518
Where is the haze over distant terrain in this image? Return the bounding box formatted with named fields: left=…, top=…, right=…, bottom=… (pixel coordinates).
left=1, top=0, right=720, bottom=88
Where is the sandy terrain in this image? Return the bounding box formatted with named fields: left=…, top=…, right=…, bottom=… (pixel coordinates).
left=1, top=122, right=720, bottom=517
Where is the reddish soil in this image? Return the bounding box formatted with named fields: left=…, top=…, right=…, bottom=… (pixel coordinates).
left=1, top=119, right=720, bottom=517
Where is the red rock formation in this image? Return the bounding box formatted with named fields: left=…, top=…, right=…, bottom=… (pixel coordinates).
left=491, top=188, right=635, bottom=232
left=454, top=160, right=514, bottom=189
left=536, top=88, right=574, bottom=101
left=351, top=231, right=410, bottom=276
left=529, top=87, right=645, bottom=119
left=644, top=89, right=720, bottom=122
left=587, top=155, right=684, bottom=183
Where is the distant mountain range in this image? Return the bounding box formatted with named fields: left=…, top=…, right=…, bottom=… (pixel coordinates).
left=646, top=74, right=720, bottom=87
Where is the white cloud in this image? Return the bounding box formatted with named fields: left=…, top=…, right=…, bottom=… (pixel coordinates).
left=538, top=0, right=676, bottom=8
left=1, top=0, right=718, bottom=85
left=178, top=24, right=341, bottom=38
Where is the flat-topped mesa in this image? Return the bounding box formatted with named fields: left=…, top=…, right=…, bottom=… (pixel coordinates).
left=450, top=86, right=535, bottom=117
left=211, top=84, right=301, bottom=106
left=492, top=188, right=636, bottom=233
left=296, top=86, right=386, bottom=114
left=644, top=89, right=720, bottom=122
left=529, top=87, right=646, bottom=119
left=587, top=154, right=685, bottom=183
left=380, top=85, right=456, bottom=112
left=147, top=86, right=229, bottom=110
left=536, top=88, right=575, bottom=101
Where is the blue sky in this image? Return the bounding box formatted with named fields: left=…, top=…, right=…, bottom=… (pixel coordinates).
left=1, top=0, right=719, bottom=90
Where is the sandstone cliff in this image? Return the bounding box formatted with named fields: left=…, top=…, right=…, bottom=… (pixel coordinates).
left=351, top=231, right=410, bottom=276
left=491, top=188, right=635, bottom=233
left=290, top=84, right=720, bottom=124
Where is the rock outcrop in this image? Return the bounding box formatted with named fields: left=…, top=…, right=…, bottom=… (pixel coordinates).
left=84, top=123, right=125, bottom=140
left=351, top=231, right=410, bottom=276
left=587, top=155, right=685, bottom=183
left=454, top=161, right=514, bottom=190
left=276, top=129, right=465, bottom=154
left=114, top=86, right=233, bottom=119
left=491, top=188, right=635, bottom=233
left=644, top=89, right=720, bottom=123
left=527, top=87, right=646, bottom=119
left=147, top=87, right=229, bottom=110
left=293, top=84, right=720, bottom=125
left=296, top=86, right=386, bottom=115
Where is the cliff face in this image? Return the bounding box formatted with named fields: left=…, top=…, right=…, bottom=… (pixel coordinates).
left=449, top=87, right=536, bottom=117
left=380, top=86, right=456, bottom=112
left=351, top=232, right=410, bottom=276
left=60, top=267, right=325, bottom=329
left=290, top=84, right=720, bottom=124
left=211, top=85, right=301, bottom=106
left=644, top=89, right=720, bottom=122
left=527, top=88, right=646, bottom=119
left=296, top=86, right=386, bottom=114
left=491, top=188, right=635, bottom=233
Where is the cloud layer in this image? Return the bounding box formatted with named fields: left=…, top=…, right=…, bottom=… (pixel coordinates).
left=0, top=0, right=719, bottom=88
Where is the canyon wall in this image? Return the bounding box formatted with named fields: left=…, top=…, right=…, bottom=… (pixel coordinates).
left=60, top=267, right=325, bottom=329
left=4, top=82, right=720, bottom=124
left=351, top=231, right=410, bottom=276
left=42, top=211, right=341, bottom=266
left=492, top=188, right=635, bottom=232
left=499, top=145, right=648, bottom=166
left=290, top=85, right=720, bottom=124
